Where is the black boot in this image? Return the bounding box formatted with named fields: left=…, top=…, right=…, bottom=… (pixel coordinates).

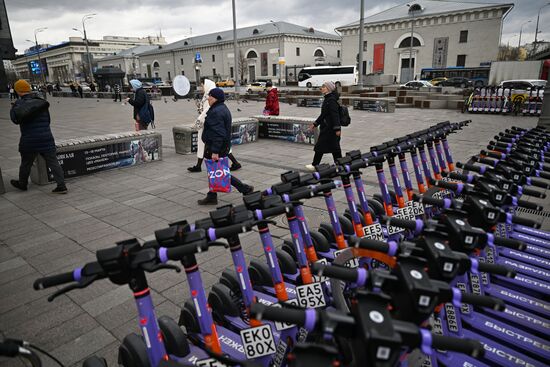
left=197, top=194, right=218, bottom=205
left=187, top=165, right=202, bottom=172
left=52, top=185, right=68, bottom=194
left=10, top=180, right=27, bottom=191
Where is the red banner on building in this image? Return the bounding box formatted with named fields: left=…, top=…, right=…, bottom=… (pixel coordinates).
left=373, top=44, right=385, bottom=73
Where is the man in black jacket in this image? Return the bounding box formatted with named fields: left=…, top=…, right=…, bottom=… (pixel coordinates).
left=126, top=79, right=149, bottom=130
left=198, top=88, right=253, bottom=205
left=10, top=79, right=67, bottom=194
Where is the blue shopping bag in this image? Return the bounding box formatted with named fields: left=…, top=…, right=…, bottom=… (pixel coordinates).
left=205, top=157, right=231, bottom=193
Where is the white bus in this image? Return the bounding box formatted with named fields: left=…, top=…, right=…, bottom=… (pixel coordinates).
left=298, top=65, right=358, bottom=88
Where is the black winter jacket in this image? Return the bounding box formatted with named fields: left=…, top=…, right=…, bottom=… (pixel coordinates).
left=202, top=101, right=232, bottom=154
left=128, top=87, right=148, bottom=120
left=10, top=94, right=56, bottom=153
left=314, top=91, right=341, bottom=153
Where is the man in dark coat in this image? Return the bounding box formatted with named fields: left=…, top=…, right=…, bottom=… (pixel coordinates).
left=77, top=84, right=83, bottom=98
left=306, top=81, right=342, bottom=171
left=9, top=80, right=67, bottom=194
left=113, top=83, right=121, bottom=102
left=198, top=87, right=253, bottom=205
left=126, top=79, right=149, bottom=131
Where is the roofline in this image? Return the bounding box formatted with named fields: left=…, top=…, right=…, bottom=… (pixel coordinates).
left=336, top=2, right=514, bottom=31
left=138, top=32, right=340, bottom=57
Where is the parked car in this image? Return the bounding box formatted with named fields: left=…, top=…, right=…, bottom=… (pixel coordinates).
left=400, top=81, right=433, bottom=89
left=430, top=77, right=447, bottom=86
left=216, top=79, right=235, bottom=87
left=498, top=79, right=547, bottom=90
left=79, top=82, right=91, bottom=91
left=255, top=78, right=272, bottom=85
left=438, top=77, right=473, bottom=88
left=246, top=82, right=267, bottom=93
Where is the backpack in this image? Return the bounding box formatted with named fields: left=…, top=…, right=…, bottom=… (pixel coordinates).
left=339, top=104, right=351, bottom=127
left=138, top=91, right=155, bottom=128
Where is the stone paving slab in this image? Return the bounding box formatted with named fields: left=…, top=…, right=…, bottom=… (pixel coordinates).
left=0, top=96, right=547, bottom=366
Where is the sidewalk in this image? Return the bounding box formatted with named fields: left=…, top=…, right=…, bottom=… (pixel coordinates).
left=0, top=96, right=544, bottom=366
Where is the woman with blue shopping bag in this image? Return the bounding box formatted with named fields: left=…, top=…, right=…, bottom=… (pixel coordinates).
left=198, top=88, right=254, bottom=205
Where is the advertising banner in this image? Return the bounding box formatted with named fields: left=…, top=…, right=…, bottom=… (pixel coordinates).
left=258, top=121, right=315, bottom=144
left=373, top=44, right=385, bottom=73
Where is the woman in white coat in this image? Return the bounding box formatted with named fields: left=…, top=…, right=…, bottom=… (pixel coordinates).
left=188, top=79, right=216, bottom=172
left=187, top=79, right=243, bottom=172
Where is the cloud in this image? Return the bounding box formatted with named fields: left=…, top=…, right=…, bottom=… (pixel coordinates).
left=5, top=0, right=548, bottom=53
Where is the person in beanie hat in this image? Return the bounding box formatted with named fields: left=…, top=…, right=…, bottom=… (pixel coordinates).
left=126, top=79, right=149, bottom=130
left=305, top=80, right=342, bottom=171
left=10, top=79, right=67, bottom=194
left=198, top=87, right=253, bottom=205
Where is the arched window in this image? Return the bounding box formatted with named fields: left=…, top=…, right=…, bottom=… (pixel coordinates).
left=408, top=3, right=422, bottom=13
left=184, top=41, right=188, bottom=46
left=152, top=61, right=160, bottom=68
left=314, top=49, right=325, bottom=57
left=252, top=29, right=259, bottom=35
left=246, top=50, right=258, bottom=58
left=216, top=35, right=222, bottom=41
left=398, top=37, right=421, bottom=48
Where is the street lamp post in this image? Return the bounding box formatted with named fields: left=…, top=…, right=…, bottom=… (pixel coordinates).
left=232, top=0, right=240, bottom=93
left=533, top=3, right=550, bottom=57
left=406, top=4, right=416, bottom=82
left=518, top=20, right=532, bottom=61
left=270, top=20, right=282, bottom=86
left=82, top=13, right=96, bottom=83
left=357, top=0, right=365, bottom=88
left=32, top=27, right=47, bottom=86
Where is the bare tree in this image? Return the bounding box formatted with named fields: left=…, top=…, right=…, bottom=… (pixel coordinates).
left=238, top=50, right=247, bottom=84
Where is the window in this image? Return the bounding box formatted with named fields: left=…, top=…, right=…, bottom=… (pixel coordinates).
left=212, top=54, right=216, bottom=62
left=363, top=41, right=368, bottom=51
left=362, top=61, right=367, bottom=75
left=314, top=49, right=324, bottom=57
left=246, top=50, right=258, bottom=58
left=181, top=70, right=185, bottom=75
left=456, top=55, right=466, bottom=67
left=230, top=67, right=234, bottom=78
left=168, top=71, right=171, bottom=80
left=153, top=61, right=160, bottom=68
left=337, top=50, right=341, bottom=58
left=212, top=68, right=216, bottom=76
left=296, top=47, right=300, bottom=56
left=459, top=30, right=468, bottom=43
left=398, top=37, right=421, bottom=48
left=273, top=64, right=277, bottom=76
left=180, top=58, right=184, bottom=65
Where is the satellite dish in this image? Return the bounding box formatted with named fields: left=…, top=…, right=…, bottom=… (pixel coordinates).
left=173, top=75, right=191, bottom=96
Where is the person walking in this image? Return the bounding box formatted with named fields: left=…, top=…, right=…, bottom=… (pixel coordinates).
left=70, top=83, right=77, bottom=97
left=9, top=79, right=67, bottom=194
left=77, top=83, right=83, bottom=98
left=188, top=78, right=216, bottom=172
left=46, top=84, right=53, bottom=96
left=9, top=84, right=16, bottom=100
left=263, top=81, right=279, bottom=116
left=126, top=79, right=149, bottom=131
left=113, top=83, right=121, bottom=102
left=305, top=81, right=342, bottom=171
left=198, top=88, right=253, bottom=205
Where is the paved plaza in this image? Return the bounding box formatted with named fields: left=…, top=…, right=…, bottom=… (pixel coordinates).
left=0, top=95, right=545, bottom=366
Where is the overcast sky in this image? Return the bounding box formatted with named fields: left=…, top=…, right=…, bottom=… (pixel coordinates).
left=5, top=0, right=550, bottom=53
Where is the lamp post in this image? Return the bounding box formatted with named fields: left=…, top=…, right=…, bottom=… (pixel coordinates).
left=533, top=2, right=550, bottom=57
left=232, top=0, right=240, bottom=93
left=406, top=4, right=417, bottom=82
left=506, top=34, right=518, bottom=60
left=357, top=0, right=365, bottom=88
left=31, top=27, right=47, bottom=86
left=518, top=20, right=531, bottom=61
left=81, top=13, right=96, bottom=82
left=270, top=20, right=282, bottom=86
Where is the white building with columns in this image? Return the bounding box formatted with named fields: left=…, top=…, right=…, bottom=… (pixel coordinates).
left=336, top=0, right=513, bottom=83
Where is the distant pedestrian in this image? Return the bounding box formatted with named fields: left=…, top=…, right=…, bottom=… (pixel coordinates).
left=393, top=75, right=397, bottom=84
left=55, top=82, right=61, bottom=92
left=113, top=83, right=121, bottom=102
left=126, top=79, right=149, bottom=131
left=9, top=84, right=17, bottom=100
left=70, top=83, right=77, bottom=97
left=90, top=82, right=96, bottom=92
left=197, top=87, right=253, bottom=205
left=263, top=81, right=279, bottom=115
left=46, top=84, right=53, bottom=96
left=306, top=81, right=341, bottom=171
left=9, top=79, right=67, bottom=194
left=77, top=84, right=83, bottom=98
left=105, top=84, right=111, bottom=93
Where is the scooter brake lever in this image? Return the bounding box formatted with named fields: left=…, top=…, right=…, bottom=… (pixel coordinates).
left=47, top=275, right=98, bottom=302
left=142, top=263, right=181, bottom=274
left=253, top=219, right=277, bottom=227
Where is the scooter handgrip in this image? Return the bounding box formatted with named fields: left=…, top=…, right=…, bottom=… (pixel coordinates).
left=529, top=178, right=550, bottom=189
left=521, top=186, right=546, bottom=198
left=315, top=165, right=338, bottom=179
left=517, top=199, right=543, bottom=211
left=477, top=261, right=517, bottom=278
left=430, top=335, right=484, bottom=357
left=34, top=270, right=76, bottom=290
left=382, top=216, right=420, bottom=231
left=536, top=170, right=550, bottom=180
left=310, top=262, right=360, bottom=283
left=443, top=171, right=476, bottom=184
left=250, top=303, right=307, bottom=326
left=413, top=194, right=451, bottom=208
left=460, top=293, right=506, bottom=311
left=164, top=242, right=209, bottom=260
left=364, top=154, right=386, bottom=165
left=511, top=215, right=541, bottom=229
left=0, top=342, right=20, bottom=357
left=257, top=205, right=288, bottom=219
left=492, top=236, right=525, bottom=250
left=456, top=162, right=485, bottom=174
left=357, top=238, right=394, bottom=254
left=209, top=222, right=251, bottom=240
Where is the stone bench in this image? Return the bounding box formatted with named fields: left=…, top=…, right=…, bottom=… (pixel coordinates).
left=253, top=115, right=319, bottom=145
left=173, top=117, right=258, bottom=155
left=350, top=97, right=396, bottom=113
left=30, top=131, right=162, bottom=185
left=51, top=91, right=162, bottom=100
left=295, top=96, right=323, bottom=108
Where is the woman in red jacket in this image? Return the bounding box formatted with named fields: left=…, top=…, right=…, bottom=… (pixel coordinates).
left=263, top=81, right=279, bottom=115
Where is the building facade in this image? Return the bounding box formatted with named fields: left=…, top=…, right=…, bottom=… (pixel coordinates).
left=0, top=0, right=17, bottom=91
left=96, top=45, right=160, bottom=85
left=336, top=0, right=513, bottom=83
left=11, top=35, right=166, bottom=83
left=137, top=21, right=341, bottom=85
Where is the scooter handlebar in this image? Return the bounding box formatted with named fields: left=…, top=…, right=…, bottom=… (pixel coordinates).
left=250, top=303, right=309, bottom=326
left=517, top=199, right=543, bottom=211
left=0, top=342, right=20, bottom=358
left=208, top=222, right=253, bottom=240
left=354, top=237, right=401, bottom=256
left=476, top=261, right=517, bottom=278
left=491, top=235, right=526, bottom=251
left=34, top=270, right=76, bottom=290
left=511, top=215, right=541, bottom=229
left=521, top=186, right=546, bottom=198
left=162, top=241, right=211, bottom=260
left=431, top=334, right=484, bottom=358
left=460, top=292, right=506, bottom=311
left=381, top=215, right=424, bottom=233
left=412, top=194, right=453, bottom=209
left=310, top=262, right=365, bottom=284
